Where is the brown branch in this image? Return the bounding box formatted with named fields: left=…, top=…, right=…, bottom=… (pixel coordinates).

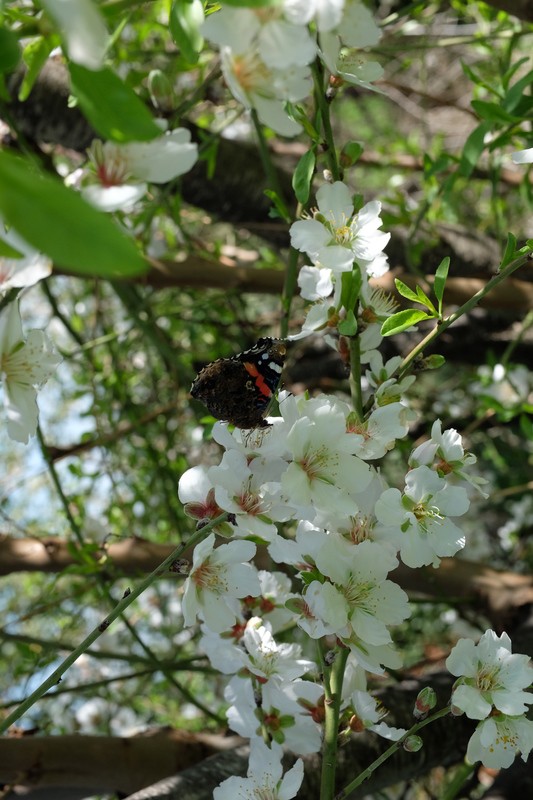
left=1, top=534, right=532, bottom=625
left=54, top=261, right=533, bottom=312
left=0, top=730, right=242, bottom=796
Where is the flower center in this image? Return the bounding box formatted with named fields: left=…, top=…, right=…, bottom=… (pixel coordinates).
left=232, top=51, right=270, bottom=94
left=298, top=444, right=335, bottom=483
left=192, top=560, right=224, bottom=593
left=477, top=665, right=499, bottom=692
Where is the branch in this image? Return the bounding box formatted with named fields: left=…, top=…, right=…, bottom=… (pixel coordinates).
left=1, top=534, right=532, bottom=624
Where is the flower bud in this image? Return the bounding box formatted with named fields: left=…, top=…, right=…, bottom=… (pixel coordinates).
left=403, top=735, right=423, bottom=752
left=148, top=69, right=175, bottom=112
left=413, top=686, right=437, bottom=719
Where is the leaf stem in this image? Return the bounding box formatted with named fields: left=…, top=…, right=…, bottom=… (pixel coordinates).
left=335, top=706, right=452, bottom=799
left=398, top=252, right=531, bottom=379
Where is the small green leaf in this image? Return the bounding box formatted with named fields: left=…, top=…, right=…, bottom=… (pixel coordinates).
left=292, top=149, right=316, bottom=205
left=340, top=268, right=362, bottom=312
left=381, top=309, right=432, bottom=337
left=69, top=64, right=160, bottom=143
left=169, top=0, right=204, bottom=64
left=0, top=237, right=23, bottom=259
left=519, top=412, right=533, bottom=441
left=0, top=28, right=21, bottom=73
left=20, top=37, right=53, bottom=101
left=338, top=311, right=357, bottom=336
left=420, top=354, right=446, bottom=370
left=394, top=278, right=420, bottom=304
left=471, top=100, right=519, bottom=125
left=415, top=284, right=437, bottom=315
left=0, top=151, right=148, bottom=278
left=433, top=257, right=450, bottom=315
left=458, top=121, right=491, bottom=178
left=500, top=233, right=517, bottom=268
left=264, top=190, right=291, bottom=223
left=503, top=67, right=533, bottom=113
left=340, top=141, right=363, bottom=167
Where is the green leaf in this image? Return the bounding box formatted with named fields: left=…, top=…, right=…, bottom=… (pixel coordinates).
left=292, top=149, right=316, bottom=205
left=338, top=311, right=357, bottom=336
left=0, top=236, right=23, bottom=259
left=340, top=268, right=362, bottom=312
left=458, top=121, right=491, bottom=178
left=420, top=354, right=446, bottom=370
left=0, top=28, right=21, bottom=73
left=415, top=284, right=437, bottom=315
left=169, top=0, right=204, bottom=64
left=340, top=141, right=363, bottom=167
left=433, top=256, right=450, bottom=315
left=500, top=233, right=517, bottom=268
left=0, top=152, right=148, bottom=278
left=503, top=67, right=533, bottom=114
left=381, top=309, right=432, bottom=337
left=394, top=278, right=420, bottom=304
left=69, top=64, right=160, bottom=143
left=471, top=100, right=519, bottom=125
left=19, top=37, right=53, bottom=101
left=264, top=190, right=291, bottom=223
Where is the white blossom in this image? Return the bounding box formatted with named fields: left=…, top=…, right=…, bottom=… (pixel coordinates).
left=0, top=302, right=61, bottom=443
left=202, top=5, right=316, bottom=69
left=350, top=690, right=407, bottom=741
left=511, top=146, right=533, bottom=164
left=467, top=713, right=533, bottom=769
left=181, top=533, right=260, bottom=633
left=281, top=395, right=372, bottom=518
left=446, top=630, right=533, bottom=720
left=290, top=182, right=390, bottom=273
left=220, top=47, right=312, bottom=137
left=374, top=465, right=469, bottom=568
left=238, top=617, right=316, bottom=683
left=0, top=225, right=52, bottom=295
left=214, top=739, right=304, bottom=800
left=225, top=676, right=323, bottom=755
left=40, top=0, right=108, bottom=69
left=83, top=130, right=198, bottom=211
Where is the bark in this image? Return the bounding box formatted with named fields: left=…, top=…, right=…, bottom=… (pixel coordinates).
left=0, top=730, right=242, bottom=796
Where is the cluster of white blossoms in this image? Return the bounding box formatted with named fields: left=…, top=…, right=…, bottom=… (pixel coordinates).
left=178, top=370, right=530, bottom=794
left=0, top=226, right=60, bottom=444
left=202, top=0, right=384, bottom=136
left=290, top=180, right=392, bottom=350
left=446, top=630, right=533, bottom=768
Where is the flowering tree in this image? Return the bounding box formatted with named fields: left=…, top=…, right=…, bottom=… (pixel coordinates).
left=0, top=2, right=532, bottom=799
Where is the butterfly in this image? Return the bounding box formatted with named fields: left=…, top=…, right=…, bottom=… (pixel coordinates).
left=190, top=338, right=287, bottom=429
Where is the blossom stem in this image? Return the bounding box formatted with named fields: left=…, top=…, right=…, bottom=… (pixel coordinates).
left=320, top=645, right=349, bottom=800
left=348, top=335, right=364, bottom=418
left=0, top=514, right=228, bottom=734
left=312, top=61, right=341, bottom=181
left=397, top=251, right=532, bottom=380
left=334, top=705, right=452, bottom=799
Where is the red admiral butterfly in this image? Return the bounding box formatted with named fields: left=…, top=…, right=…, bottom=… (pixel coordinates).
left=191, top=338, right=287, bottom=429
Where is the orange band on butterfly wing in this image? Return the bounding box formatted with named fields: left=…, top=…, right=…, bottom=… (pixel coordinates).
left=243, top=362, right=272, bottom=397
